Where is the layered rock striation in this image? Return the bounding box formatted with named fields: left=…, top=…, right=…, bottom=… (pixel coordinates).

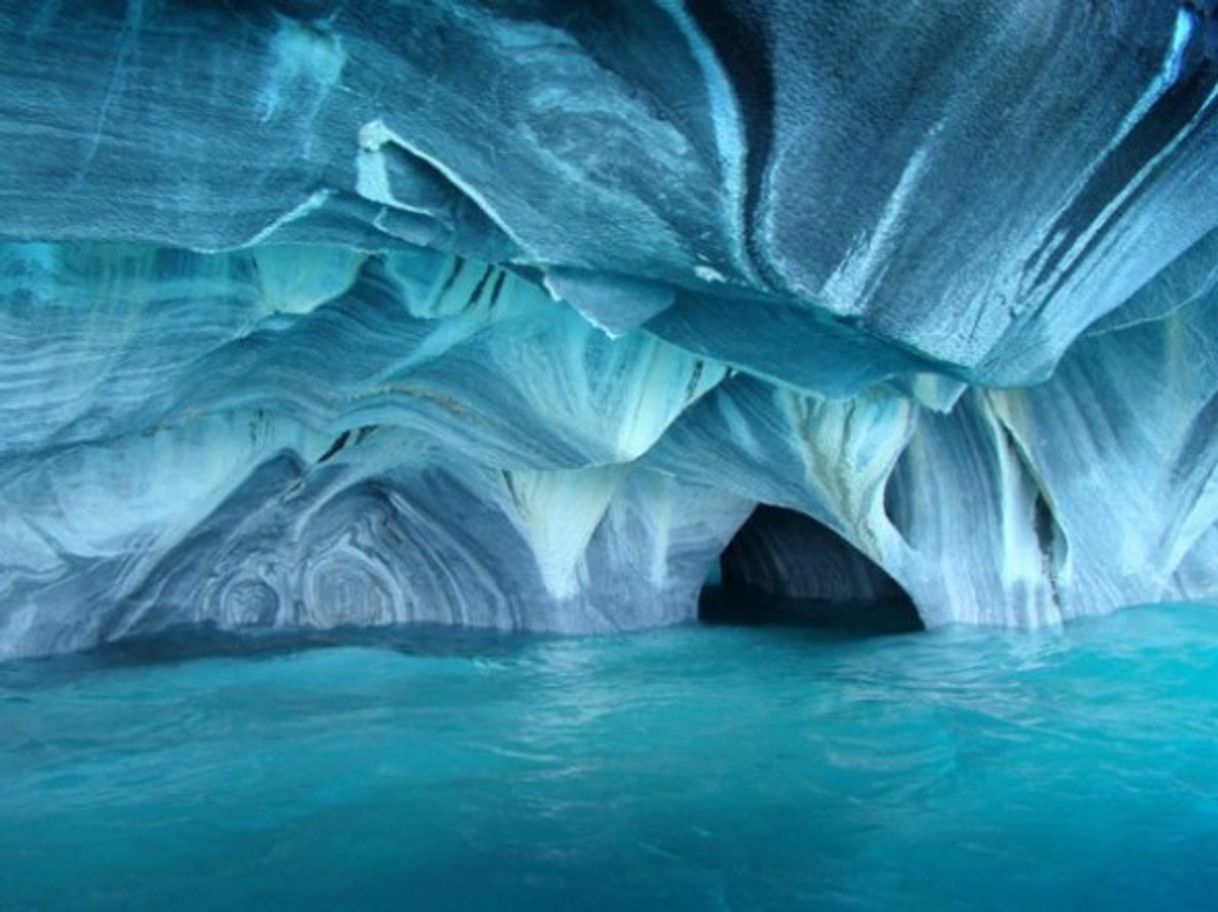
left=1, top=0, right=1216, bottom=657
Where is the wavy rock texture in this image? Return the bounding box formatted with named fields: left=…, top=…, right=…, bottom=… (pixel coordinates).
left=0, top=0, right=1215, bottom=657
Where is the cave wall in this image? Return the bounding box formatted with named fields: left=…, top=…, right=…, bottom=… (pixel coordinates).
left=0, top=1, right=1215, bottom=656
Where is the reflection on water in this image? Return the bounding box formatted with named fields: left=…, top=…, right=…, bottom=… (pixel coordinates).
left=1, top=604, right=1217, bottom=911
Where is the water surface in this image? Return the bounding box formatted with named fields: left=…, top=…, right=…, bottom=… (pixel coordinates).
left=2, top=604, right=1216, bottom=911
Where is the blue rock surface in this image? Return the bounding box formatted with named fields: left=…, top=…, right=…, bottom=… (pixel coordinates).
left=0, top=1, right=1215, bottom=656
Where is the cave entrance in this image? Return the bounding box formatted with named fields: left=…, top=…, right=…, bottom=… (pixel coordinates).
left=699, top=505, right=923, bottom=634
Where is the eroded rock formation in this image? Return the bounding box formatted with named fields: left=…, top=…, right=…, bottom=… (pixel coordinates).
left=1, top=1, right=1215, bottom=657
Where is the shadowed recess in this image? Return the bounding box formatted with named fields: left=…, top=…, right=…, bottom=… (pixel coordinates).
left=700, top=505, right=923, bottom=634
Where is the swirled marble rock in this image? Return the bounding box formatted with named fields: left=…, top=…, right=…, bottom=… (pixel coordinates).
left=0, top=0, right=1215, bottom=656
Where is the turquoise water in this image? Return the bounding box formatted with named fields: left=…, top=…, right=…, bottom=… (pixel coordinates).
left=2, top=605, right=1217, bottom=911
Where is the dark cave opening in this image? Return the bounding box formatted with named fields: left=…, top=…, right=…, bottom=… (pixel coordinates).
left=699, top=505, right=924, bottom=634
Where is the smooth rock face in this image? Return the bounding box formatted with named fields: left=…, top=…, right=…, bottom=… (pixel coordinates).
left=0, top=1, right=1215, bottom=657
